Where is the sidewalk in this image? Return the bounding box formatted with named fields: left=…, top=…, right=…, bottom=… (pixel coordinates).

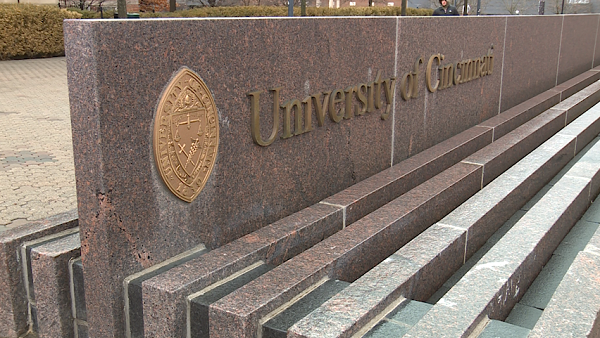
left=0, top=57, right=76, bottom=229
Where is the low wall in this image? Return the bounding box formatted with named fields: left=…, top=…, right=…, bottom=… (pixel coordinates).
left=63, top=14, right=600, bottom=338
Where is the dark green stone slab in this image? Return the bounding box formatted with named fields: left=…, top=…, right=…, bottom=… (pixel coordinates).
left=189, top=263, right=274, bottom=338
left=262, top=279, right=349, bottom=338
left=479, top=320, right=530, bottom=338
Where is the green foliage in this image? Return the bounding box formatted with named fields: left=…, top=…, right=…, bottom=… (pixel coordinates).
left=140, top=5, right=432, bottom=17
left=0, top=4, right=81, bottom=60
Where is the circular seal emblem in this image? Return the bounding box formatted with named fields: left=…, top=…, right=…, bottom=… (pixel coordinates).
left=153, top=68, right=219, bottom=202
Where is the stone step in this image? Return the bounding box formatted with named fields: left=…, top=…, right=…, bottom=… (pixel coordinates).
left=478, top=320, right=531, bottom=338
left=361, top=300, right=433, bottom=337
left=260, top=279, right=350, bottom=338
left=20, top=227, right=81, bottom=338
left=209, top=92, right=590, bottom=337
left=526, top=202, right=600, bottom=337
left=286, top=101, right=600, bottom=338
left=133, top=71, right=600, bottom=338
left=0, top=210, right=77, bottom=338
left=187, top=262, right=275, bottom=338
left=401, top=134, right=600, bottom=337
left=124, top=245, right=208, bottom=338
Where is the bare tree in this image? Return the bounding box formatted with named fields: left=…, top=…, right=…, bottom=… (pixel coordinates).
left=63, top=0, right=107, bottom=10
left=501, top=0, right=531, bottom=14
left=548, top=0, right=591, bottom=13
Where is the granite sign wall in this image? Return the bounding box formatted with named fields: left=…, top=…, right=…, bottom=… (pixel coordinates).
left=62, top=14, right=600, bottom=338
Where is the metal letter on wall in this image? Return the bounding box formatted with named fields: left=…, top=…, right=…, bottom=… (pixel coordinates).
left=153, top=68, right=219, bottom=203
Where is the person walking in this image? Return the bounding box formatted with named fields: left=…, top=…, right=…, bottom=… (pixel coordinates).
left=433, top=0, right=460, bottom=15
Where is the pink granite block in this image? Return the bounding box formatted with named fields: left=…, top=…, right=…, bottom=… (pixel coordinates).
left=550, top=81, right=600, bottom=124
left=140, top=203, right=342, bottom=338
left=529, top=251, right=600, bottom=338
left=288, top=224, right=465, bottom=338
left=324, top=126, right=492, bottom=226
left=557, top=15, right=599, bottom=85
left=479, top=89, right=560, bottom=141
left=464, top=108, right=567, bottom=187
left=208, top=162, right=482, bottom=338
left=0, top=210, right=77, bottom=338
left=30, top=233, right=81, bottom=338
left=64, top=18, right=396, bottom=338
left=555, top=70, right=600, bottom=100
left=501, top=16, right=562, bottom=112
left=393, top=17, right=505, bottom=163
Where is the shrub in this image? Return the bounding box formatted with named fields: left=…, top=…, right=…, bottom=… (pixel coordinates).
left=140, top=5, right=432, bottom=17
left=0, top=4, right=81, bottom=60
left=0, top=4, right=430, bottom=60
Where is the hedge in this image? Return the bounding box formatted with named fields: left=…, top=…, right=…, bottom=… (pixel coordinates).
left=140, top=6, right=433, bottom=17
left=0, top=4, right=81, bottom=60
left=0, top=4, right=432, bottom=60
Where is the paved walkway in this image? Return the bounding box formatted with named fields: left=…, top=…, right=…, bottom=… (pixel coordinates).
left=0, top=57, right=76, bottom=229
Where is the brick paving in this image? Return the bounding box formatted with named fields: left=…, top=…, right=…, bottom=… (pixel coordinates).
left=0, top=57, right=77, bottom=229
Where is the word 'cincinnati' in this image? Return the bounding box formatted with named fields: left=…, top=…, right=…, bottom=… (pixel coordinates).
left=248, top=72, right=395, bottom=147
left=400, top=48, right=494, bottom=100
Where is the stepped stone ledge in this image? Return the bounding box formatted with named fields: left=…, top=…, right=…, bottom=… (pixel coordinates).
left=403, top=137, right=600, bottom=337
left=6, top=14, right=600, bottom=338
left=286, top=101, right=600, bottom=338
left=138, top=72, right=600, bottom=338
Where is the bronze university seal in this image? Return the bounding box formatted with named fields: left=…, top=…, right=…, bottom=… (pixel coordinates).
left=153, top=68, right=219, bottom=202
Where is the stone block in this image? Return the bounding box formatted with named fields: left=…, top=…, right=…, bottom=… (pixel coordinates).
left=0, top=210, right=77, bottom=338
left=393, top=17, right=505, bottom=162
left=551, top=81, right=600, bottom=125
left=463, top=108, right=567, bottom=187
left=553, top=220, right=600, bottom=260
left=518, top=252, right=576, bottom=310
left=446, top=133, right=576, bottom=259
left=546, top=137, right=600, bottom=188
left=261, top=279, right=349, bottom=338
left=209, top=162, right=482, bottom=338
left=563, top=131, right=600, bottom=199
left=288, top=224, right=464, bottom=338
left=557, top=15, right=599, bottom=85
left=125, top=245, right=208, bottom=338
left=69, top=258, right=86, bottom=322
left=363, top=320, right=409, bottom=338
left=359, top=300, right=433, bottom=338
left=529, top=251, right=600, bottom=338
left=323, top=126, right=492, bottom=226
left=479, top=89, right=560, bottom=141
left=555, top=69, right=600, bottom=100
left=404, top=173, right=593, bottom=338
left=505, top=303, right=543, bottom=329
left=478, top=320, right=530, bottom=338
left=501, top=16, right=562, bottom=112
left=558, top=103, right=600, bottom=154
left=29, top=232, right=81, bottom=338
left=188, top=262, right=274, bottom=338
left=140, top=203, right=342, bottom=338
left=64, top=17, right=398, bottom=338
